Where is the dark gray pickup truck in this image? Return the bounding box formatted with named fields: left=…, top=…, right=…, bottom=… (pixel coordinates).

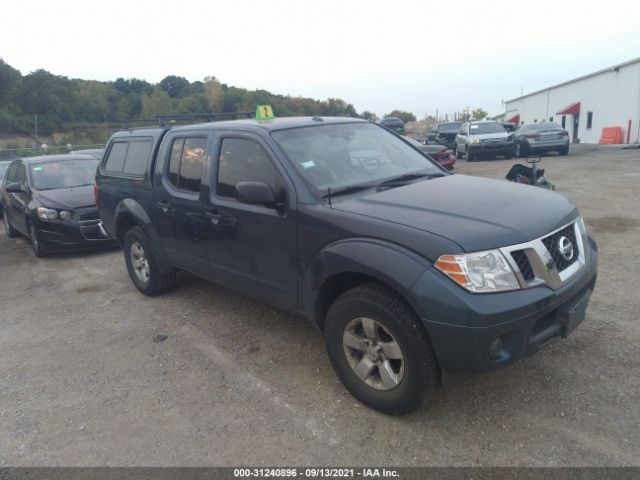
left=95, top=116, right=597, bottom=414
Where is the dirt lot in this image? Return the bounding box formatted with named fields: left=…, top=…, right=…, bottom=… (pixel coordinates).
left=1, top=145, right=639, bottom=466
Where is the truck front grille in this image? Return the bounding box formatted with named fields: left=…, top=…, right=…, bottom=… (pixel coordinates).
left=511, top=250, right=534, bottom=281
left=542, top=224, right=579, bottom=272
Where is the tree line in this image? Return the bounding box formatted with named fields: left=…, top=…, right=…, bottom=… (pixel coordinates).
left=0, top=59, right=372, bottom=140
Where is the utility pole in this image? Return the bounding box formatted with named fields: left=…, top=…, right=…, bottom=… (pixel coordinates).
left=34, top=114, right=38, bottom=140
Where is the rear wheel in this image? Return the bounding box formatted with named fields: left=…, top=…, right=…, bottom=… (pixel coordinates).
left=325, top=283, right=438, bottom=415
left=3, top=213, right=20, bottom=238
left=515, top=142, right=528, bottom=158
left=123, top=226, right=176, bottom=296
left=559, top=147, right=569, bottom=156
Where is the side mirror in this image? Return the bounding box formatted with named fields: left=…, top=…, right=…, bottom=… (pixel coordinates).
left=5, top=182, right=25, bottom=193
left=235, top=181, right=278, bottom=206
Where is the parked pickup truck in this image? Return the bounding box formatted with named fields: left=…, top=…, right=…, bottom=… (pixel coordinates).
left=96, top=116, right=598, bottom=415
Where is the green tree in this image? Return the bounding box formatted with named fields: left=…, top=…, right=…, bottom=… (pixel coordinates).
left=159, top=75, right=190, bottom=98
left=360, top=111, right=378, bottom=121
left=471, top=108, right=488, bottom=120
left=141, top=87, right=174, bottom=116
left=203, top=76, right=224, bottom=111
left=386, top=110, right=416, bottom=123
left=0, top=58, right=21, bottom=108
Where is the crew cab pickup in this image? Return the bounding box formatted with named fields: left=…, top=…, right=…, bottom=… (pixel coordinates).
left=96, top=116, right=597, bottom=415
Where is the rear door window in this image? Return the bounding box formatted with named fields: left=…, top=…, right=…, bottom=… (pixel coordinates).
left=166, top=137, right=208, bottom=193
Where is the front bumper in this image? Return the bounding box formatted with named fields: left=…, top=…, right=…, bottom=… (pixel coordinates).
left=36, top=218, right=117, bottom=252
left=469, top=142, right=515, bottom=155
left=410, top=236, right=598, bottom=374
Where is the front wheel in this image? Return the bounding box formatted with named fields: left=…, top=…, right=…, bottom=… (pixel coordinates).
left=123, top=226, right=176, bottom=296
left=325, top=283, right=438, bottom=415
left=3, top=213, right=20, bottom=238
left=516, top=142, right=527, bottom=158
left=29, top=221, right=47, bottom=257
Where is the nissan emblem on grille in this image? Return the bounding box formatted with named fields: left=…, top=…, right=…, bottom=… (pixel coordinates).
left=558, top=236, right=574, bottom=261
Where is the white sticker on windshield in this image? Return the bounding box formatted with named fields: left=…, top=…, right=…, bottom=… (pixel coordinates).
left=300, top=160, right=316, bottom=169
left=470, top=125, right=479, bottom=129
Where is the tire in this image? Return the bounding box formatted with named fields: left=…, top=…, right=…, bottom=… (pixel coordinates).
left=3, top=213, right=20, bottom=238
left=515, top=142, right=527, bottom=158
left=559, top=147, right=569, bottom=156
left=466, top=148, right=474, bottom=162
left=324, top=283, right=438, bottom=415
left=123, top=226, right=176, bottom=296
left=28, top=221, right=47, bottom=258
left=454, top=147, right=462, bottom=160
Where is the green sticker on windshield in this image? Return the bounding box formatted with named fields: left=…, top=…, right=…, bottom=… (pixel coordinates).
left=300, top=160, right=316, bottom=169
left=33, top=166, right=43, bottom=171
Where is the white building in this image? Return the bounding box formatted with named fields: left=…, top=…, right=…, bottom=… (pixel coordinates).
left=504, top=57, right=640, bottom=144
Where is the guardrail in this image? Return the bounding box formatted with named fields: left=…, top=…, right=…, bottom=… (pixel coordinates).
left=0, top=144, right=106, bottom=160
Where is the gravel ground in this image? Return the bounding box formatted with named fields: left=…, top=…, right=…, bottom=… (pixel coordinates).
left=1, top=145, right=639, bottom=466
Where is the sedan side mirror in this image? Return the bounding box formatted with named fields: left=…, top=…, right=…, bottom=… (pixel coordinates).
left=235, top=181, right=278, bottom=206
left=5, top=182, right=25, bottom=193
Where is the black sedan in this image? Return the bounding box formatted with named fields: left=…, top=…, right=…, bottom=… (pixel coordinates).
left=1, top=154, right=116, bottom=257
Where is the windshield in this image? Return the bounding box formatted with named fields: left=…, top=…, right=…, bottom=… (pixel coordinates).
left=437, top=123, right=462, bottom=132
left=29, top=159, right=99, bottom=190
left=469, top=123, right=506, bottom=135
left=272, top=123, right=441, bottom=193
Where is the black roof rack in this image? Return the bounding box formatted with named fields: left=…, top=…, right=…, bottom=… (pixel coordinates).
left=119, top=112, right=253, bottom=129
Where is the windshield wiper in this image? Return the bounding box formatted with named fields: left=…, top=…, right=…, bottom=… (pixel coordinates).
left=322, top=184, right=374, bottom=199
left=375, top=172, right=445, bottom=191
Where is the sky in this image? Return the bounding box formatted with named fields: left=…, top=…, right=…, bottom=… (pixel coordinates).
left=1, top=0, right=640, bottom=119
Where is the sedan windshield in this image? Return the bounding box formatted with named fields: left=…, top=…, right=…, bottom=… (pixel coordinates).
left=469, top=123, right=506, bottom=134
left=29, top=159, right=99, bottom=190
left=272, top=123, right=442, bottom=193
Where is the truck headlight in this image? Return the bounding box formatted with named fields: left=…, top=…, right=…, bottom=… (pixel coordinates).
left=36, top=207, right=59, bottom=220
left=469, top=138, right=480, bottom=144
left=435, top=250, right=520, bottom=293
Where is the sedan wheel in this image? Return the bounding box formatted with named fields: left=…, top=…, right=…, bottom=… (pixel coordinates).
left=29, top=223, right=46, bottom=257
left=343, top=317, right=405, bottom=391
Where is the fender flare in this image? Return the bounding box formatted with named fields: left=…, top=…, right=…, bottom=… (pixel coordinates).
left=114, top=199, right=173, bottom=274
left=302, top=237, right=431, bottom=327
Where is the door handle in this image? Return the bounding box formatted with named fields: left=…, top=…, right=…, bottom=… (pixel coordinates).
left=156, top=200, right=170, bottom=213
left=205, top=210, right=237, bottom=226
left=205, top=210, right=222, bottom=225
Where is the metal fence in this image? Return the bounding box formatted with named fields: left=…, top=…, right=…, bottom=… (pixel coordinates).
left=0, top=144, right=106, bottom=160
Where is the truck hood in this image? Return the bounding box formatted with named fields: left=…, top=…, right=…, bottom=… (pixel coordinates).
left=332, top=175, right=578, bottom=252
left=34, top=185, right=96, bottom=210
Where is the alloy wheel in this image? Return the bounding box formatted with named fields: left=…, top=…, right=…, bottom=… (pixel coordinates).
left=130, top=241, right=150, bottom=284
left=342, top=317, right=405, bottom=390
